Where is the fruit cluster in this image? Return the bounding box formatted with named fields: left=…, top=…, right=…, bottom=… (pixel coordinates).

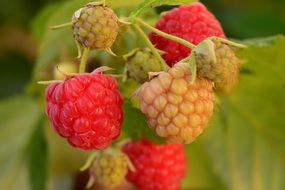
left=43, top=2, right=244, bottom=190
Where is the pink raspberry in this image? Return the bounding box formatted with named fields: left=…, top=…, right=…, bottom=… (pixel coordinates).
left=45, top=72, right=123, bottom=150
left=150, top=2, right=225, bottom=66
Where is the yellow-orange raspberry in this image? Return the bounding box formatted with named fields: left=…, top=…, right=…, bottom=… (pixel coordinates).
left=138, top=62, right=214, bottom=143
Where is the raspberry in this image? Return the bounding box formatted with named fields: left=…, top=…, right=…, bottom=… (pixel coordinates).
left=72, top=3, right=119, bottom=49
left=150, top=2, right=225, bottom=66
left=125, top=48, right=163, bottom=83
left=122, top=140, right=187, bottom=190
left=138, top=62, right=214, bottom=143
left=89, top=150, right=129, bottom=189
left=45, top=72, right=123, bottom=150
left=196, top=39, right=241, bottom=93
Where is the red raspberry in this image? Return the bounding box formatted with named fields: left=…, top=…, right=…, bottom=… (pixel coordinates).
left=150, top=2, right=225, bottom=66
left=45, top=72, right=123, bottom=150
left=122, top=140, right=187, bottom=190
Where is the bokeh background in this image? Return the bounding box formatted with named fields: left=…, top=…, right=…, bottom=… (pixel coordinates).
left=0, top=0, right=285, bottom=190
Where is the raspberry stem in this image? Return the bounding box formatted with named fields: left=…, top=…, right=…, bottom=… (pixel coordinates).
left=214, top=37, right=247, bottom=48
left=132, top=24, right=169, bottom=71
left=79, top=48, right=90, bottom=73
left=135, top=18, right=196, bottom=50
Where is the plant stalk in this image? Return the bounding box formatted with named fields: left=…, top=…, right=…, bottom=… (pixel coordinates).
left=133, top=24, right=169, bottom=71
left=79, top=48, right=90, bottom=73
left=135, top=18, right=196, bottom=50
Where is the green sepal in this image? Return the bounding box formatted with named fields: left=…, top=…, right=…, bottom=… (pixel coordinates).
left=194, top=38, right=217, bottom=64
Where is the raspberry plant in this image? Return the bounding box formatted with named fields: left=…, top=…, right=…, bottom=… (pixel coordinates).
left=1, top=0, right=285, bottom=190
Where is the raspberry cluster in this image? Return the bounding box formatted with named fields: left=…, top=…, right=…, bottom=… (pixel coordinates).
left=44, top=2, right=244, bottom=190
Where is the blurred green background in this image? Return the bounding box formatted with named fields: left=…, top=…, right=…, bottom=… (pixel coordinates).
left=0, top=0, right=285, bottom=190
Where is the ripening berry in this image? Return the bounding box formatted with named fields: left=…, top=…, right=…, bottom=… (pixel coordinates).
left=138, top=62, right=214, bottom=143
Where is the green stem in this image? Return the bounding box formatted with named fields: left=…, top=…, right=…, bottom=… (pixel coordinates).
left=50, top=22, right=72, bottom=30
left=135, top=18, right=196, bottom=50
left=79, top=48, right=90, bottom=73
left=76, top=41, right=82, bottom=58
left=217, top=37, right=248, bottom=48
left=133, top=24, right=169, bottom=71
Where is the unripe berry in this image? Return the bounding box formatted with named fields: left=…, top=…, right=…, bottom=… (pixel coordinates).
left=125, top=48, right=163, bottom=83
left=196, top=39, right=241, bottom=93
left=89, top=150, right=129, bottom=189
left=138, top=62, right=214, bottom=143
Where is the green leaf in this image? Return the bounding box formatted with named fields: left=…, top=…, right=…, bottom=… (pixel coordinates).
left=0, top=96, right=40, bottom=190
left=131, top=0, right=197, bottom=19
left=45, top=120, right=90, bottom=176
left=123, top=102, right=164, bottom=143
left=182, top=142, right=226, bottom=190
left=202, top=35, right=285, bottom=190
left=27, top=119, right=48, bottom=190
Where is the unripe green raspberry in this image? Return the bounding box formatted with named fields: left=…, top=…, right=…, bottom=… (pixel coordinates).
left=196, top=39, right=240, bottom=93
left=138, top=62, right=214, bottom=144
left=72, top=3, right=119, bottom=49
left=89, top=151, right=129, bottom=190
left=125, top=48, right=164, bottom=83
